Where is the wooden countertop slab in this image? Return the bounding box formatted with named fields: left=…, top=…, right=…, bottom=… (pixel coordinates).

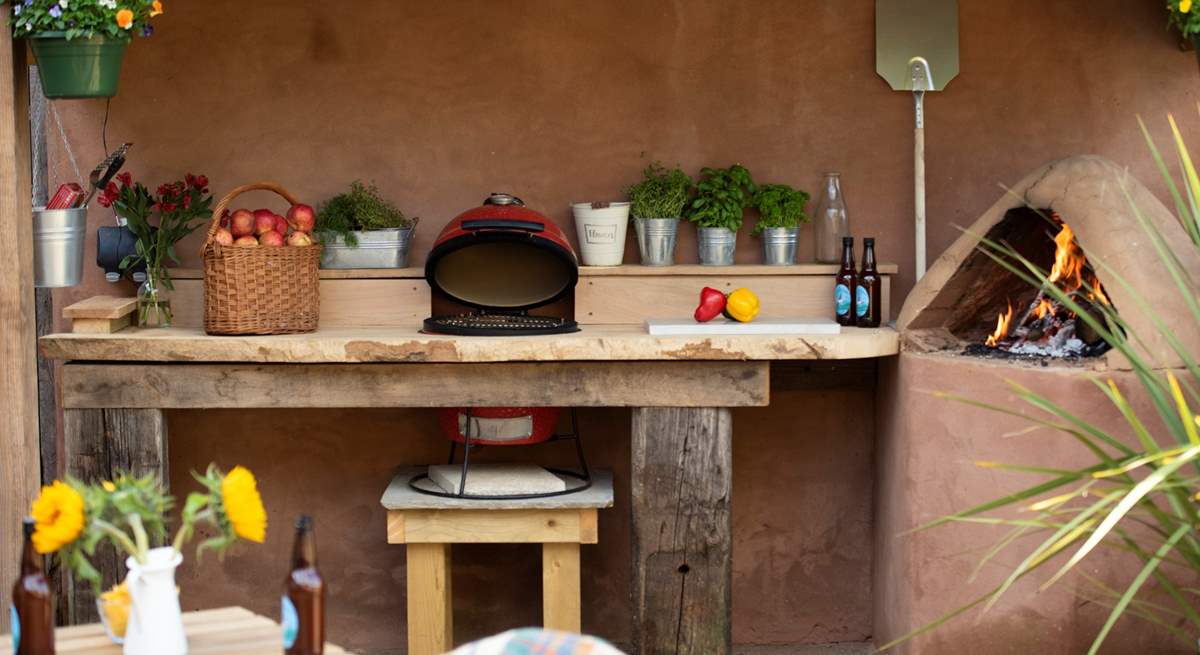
left=41, top=324, right=899, bottom=363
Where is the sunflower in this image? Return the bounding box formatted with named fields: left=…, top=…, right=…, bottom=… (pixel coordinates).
left=220, top=466, right=266, bottom=543
left=30, top=481, right=85, bottom=554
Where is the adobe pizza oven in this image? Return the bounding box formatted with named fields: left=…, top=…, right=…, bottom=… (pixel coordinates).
left=898, top=155, right=1200, bottom=370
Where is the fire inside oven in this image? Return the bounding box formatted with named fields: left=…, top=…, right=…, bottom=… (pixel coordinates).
left=958, top=208, right=1115, bottom=360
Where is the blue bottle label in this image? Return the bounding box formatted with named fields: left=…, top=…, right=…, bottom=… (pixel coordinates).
left=835, top=283, right=852, bottom=317
left=281, top=595, right=299, bottom=649
left=856, top=285, right=869, bottom=318
left=10, top=605, right=19, bottom=654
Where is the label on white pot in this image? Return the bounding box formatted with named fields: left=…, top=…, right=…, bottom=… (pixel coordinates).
left=584, top=223, right=617, bottom=244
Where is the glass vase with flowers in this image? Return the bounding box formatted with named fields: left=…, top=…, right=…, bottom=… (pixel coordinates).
left=99, top=172, right=211, bottom=328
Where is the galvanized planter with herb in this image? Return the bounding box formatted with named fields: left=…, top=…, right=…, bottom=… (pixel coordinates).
left=625, top=163, right=693, bottom=266
left=316, top=181, right=417, bottom=269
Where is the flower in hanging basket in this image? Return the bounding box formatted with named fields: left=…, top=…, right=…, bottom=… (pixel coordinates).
left=1170, top=0, right=1200, bottom=38
left=6, top=0, right=163, bottom=41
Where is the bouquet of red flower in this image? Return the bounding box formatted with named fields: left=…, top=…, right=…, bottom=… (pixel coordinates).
left=99, top=172, right=212, bottom=326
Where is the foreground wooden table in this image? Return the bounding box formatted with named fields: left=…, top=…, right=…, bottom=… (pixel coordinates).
left=0, top=606, right=349, bottom=654
left=41, top=323, right=899, bottom=655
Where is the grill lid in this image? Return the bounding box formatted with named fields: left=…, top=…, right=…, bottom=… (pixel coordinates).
left=426, top=194, right=578, bottom=311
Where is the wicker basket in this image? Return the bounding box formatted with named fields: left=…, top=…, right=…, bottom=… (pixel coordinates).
left=201, top=182, right=320, bottom=335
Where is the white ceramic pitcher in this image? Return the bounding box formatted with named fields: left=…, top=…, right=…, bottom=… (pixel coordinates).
left=123, top=547, right=187, bottom=655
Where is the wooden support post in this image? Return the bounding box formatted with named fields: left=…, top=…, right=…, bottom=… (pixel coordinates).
left=62, top=408, right=168, bottom=623
left=406, top=542, right=452, bottom=655
left=631, top=407, right=732, bottom=655
left=0, top=33, right=35, bottom=634
left=542, top=542, right=581, bottom=632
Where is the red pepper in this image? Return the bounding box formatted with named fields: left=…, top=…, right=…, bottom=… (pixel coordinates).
left=694, top=286, right=727, bottom=322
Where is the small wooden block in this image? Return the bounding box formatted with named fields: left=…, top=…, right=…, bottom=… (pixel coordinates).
left=390, top=508, right=598, bottom=544
left=71, top=315, right=131, bottom=334
left=63, top=295, right=136, bottom=319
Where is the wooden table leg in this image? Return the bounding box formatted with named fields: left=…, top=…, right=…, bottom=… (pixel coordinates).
left=407, top=542, right=452, bottom=655
left=631, top=407, right=732, bottom=655
left=62, top=408, right=168, bottom=624
left=542, top=542, right=581, bottom=632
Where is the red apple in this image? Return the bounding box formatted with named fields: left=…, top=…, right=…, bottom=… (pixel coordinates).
left=259, top=230, right=285, bottom=247
left=214, top=227, right=234, bottom=246
left=273, top=215, right=289, bottom=236
left=287, top=204, right=316, bottom=233
left=254, top=211, right=276, bottom=236
left=219, top=209, right=232, bottom=229
left=230, top=209, right=255, bottom=237
left=287, top=231, right=313, bottom=247
left=233, top=235, right=259, bottom=247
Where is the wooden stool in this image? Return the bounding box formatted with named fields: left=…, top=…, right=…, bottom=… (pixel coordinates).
left=381, top=468, right=614, bottom=655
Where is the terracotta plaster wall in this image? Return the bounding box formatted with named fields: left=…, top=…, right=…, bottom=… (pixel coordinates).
left=875, top=353, right=1190, bottom=655
left=166, top=389, right=874, bottom=653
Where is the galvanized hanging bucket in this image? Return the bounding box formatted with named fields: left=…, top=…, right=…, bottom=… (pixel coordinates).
left=634, top=217, right=679, bottom=266
left=697, top=227, right=736, bottom=266
left=320, top=226, right=415, bottom=269
left=760, top=227, right=798, bottom=265
left=33, top=207, right=87, bottom=287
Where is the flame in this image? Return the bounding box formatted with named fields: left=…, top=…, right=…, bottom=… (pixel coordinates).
left=1031, top=298, right=1054, bottom=320
left=986, top=301, right=1014, bottom=347
left=1047, top=222, right=1085, bottom=290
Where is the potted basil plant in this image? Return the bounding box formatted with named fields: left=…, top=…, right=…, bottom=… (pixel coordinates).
left=687, top=164, right=755, bottom=265
left=624, top=163, right=692, bottom=266
left=752, top=183, right=810, bottom=265
left=9, top=0, right=164, bottom=99
left=316, top=180, right=418, bottom=269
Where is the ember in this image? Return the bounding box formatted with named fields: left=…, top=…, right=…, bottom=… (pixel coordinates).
left=978, top=215, right=1112, bottom=359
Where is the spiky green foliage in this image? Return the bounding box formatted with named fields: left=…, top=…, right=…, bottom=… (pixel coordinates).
left=316, top=180, right=414, bottom=247
left=882, top=116, right=1200, bottom=654
left=624, top=163, right=693, bottom=219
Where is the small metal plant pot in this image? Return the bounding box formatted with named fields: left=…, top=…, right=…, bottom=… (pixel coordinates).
left=320, top=227, right=415, bottom=269
left=33, top=207, right=87, bottom=288
left=634, top=217, right=679, bottom=266
left=760, top=226, right=799, bottom=265
left=697, top=227, right=737, bottom=266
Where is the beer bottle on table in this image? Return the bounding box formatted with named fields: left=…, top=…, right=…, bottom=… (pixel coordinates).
left=835, top=237, right=857, bottom=326
left=856, top=237, right=882, bottom=328
left=12, top=518, right=54, bottom=655
left=283, top=515, right=324, bottom=655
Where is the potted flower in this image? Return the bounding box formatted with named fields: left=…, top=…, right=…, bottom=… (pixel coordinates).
left=624, top=163, right=692, bottom=266
left=687, top=164, right=755, bottom=265
left=98, top=172, right=213, bottom=328
left=570, top=200, right=631, bottom=266
left=1171, top=0, right=1200, bottom=69
left=752, top=183, right=810, bottom=265
left=29, top=464, right=267, bottom=655
left=315, top=180, right=418, bottom=269
left=8, top=0, right=164, bottom=99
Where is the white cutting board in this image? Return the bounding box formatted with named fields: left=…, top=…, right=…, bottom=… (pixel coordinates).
left=645, top=318, right=841, bottom=336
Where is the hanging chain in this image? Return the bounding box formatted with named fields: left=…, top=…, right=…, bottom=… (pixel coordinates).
left=49, top=102, right=83, bottom=188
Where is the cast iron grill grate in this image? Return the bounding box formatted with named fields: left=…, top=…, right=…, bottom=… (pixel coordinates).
left=423, top=313, right=579, bottom=336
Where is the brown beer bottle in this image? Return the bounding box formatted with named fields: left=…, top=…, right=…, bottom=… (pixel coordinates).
left=12, top=518, right=54, bottom=655
left=283, top=515, right=324, bottom=655
left=856, top=238, right=881, bottom=328
left=835, top=237, right=857, bottom=326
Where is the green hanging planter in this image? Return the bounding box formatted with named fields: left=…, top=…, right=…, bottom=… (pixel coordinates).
left=28, top=31, right=128, bottom=99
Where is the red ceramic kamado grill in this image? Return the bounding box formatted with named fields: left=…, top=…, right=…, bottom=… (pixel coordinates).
left=423, top=193, right=579, bottom=336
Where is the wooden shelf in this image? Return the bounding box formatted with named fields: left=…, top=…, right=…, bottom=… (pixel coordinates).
left=41, top=324, right=899, bottom=364
left=168, top=263, right=899, bottom=280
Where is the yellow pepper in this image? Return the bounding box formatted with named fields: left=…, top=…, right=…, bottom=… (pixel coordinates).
left=724, top=288, right=760, bottom=322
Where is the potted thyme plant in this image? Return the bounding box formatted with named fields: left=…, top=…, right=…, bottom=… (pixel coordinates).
left=98, top=172, right=212, bottom=328
left=624, top=163, right=692, bottom=266
left=7, top=0, right=164, bottom=99
left=687, top=164, right=755, bottom=265
left=752, top=183, right=810, bottom=265
left=316, top=180, right=417, bottom=269
left=29, top=464, right=266, bottom=654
